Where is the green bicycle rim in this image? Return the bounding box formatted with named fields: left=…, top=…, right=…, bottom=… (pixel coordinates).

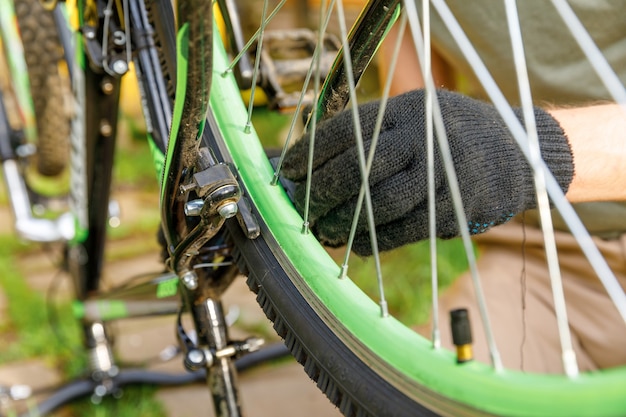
left=208, top=23, right=626, bottom=417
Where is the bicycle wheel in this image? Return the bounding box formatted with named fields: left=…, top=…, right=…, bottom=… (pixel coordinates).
left=13, top=0, right=70, bottom=176
left=201, top=1, right=626, bottom=416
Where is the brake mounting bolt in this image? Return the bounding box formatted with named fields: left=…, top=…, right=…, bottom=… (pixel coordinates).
left=181, top=271, right=198, bottom=290
left=111, top=59, right=128, bottom=75
left=184, top=199, right=204, bottom=216
left=218, top=202, right=238, bottom=219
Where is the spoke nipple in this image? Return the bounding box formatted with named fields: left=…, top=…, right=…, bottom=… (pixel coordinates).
left=301, top=222, right=310, bottom=234
left=491, top=350, right=503, bottom=372
left=563, top=350, right=579, bottom=378
left=339, top=264, right=349, bottom=279
left=380, top=300, right=389, bottom=318
left=244, top=123, right=252, bottom=134
left=431, top=328, right=442, bottom=350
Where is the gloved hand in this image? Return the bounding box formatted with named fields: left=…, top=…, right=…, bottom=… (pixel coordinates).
left=281, top=89, right=574, bottom=256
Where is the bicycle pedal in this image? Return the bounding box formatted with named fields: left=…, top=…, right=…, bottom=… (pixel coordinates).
left=0, top=384, right=32, bottom=401
left=258, top=29, right=341, bottom=112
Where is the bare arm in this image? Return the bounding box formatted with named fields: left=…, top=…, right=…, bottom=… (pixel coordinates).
left=549, top=105, right=626, bottom=203
left=379, top=28, right=626, bottom=204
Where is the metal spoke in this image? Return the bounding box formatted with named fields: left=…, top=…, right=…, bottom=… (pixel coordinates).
left=334, top=0, right=388, bottom=317
left=404, top=0, right=503, bottom=370
left=504, top=0, right=578, bottom=377
left=221, top=0, right=287, bottom=76
left=271, top=0, right=337, bottom=186
left=340, top=11, right=408, bottom=277
left=300, top=0, right=330, bottom=234
left=550, top=0, right=626, bottom=108
left=421, top=0, right=441, bottom=350
left=430, top=0, right=626, bottom=325
left=339, top=11, right=407, bottom=294
left=243, top=0, right=269, bottom=133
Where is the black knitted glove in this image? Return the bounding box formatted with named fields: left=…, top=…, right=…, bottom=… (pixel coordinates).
left=281, top=89, right=574, bottom=256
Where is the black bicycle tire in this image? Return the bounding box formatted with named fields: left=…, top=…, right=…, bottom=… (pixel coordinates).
left=14, top=0, right=70, bottom=177
left=223, top=217, right=438, bottom=417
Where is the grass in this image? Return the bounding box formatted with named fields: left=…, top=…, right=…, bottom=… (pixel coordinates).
left=0, top=237, right=66, bottom=363
left=0, top=238, right=86, bottom=376
left=114, top=119, right=162, bottom=191
left=67, top=386, right=168, bottom=417
left=344, top=239, right=469, bottom=326
left=0, top=238, right=167, bottom=417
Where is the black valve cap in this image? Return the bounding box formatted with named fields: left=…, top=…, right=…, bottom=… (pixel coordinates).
left=450, top=308, right=472, bottom=346
left=450, top=308, right=473, bottom=363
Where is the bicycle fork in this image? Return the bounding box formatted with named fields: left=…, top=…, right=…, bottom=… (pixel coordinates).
left=170, top=152, right=260, bottom=417
left=180, top=292, right=263, bottom=417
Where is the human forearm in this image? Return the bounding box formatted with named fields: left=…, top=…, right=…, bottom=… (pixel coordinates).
left=548, top=104, right=626, bottom=202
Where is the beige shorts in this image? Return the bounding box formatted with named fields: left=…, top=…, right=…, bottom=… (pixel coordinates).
left=420, top=220, right=626, bottom=373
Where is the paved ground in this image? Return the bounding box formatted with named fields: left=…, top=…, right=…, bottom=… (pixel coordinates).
left=0, top=191, right=342, bottom=417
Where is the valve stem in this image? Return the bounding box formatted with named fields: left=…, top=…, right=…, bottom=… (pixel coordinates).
left=450, top=308, right=473, bottom=363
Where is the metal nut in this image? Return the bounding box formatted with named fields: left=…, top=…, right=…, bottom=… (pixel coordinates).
left=218, top=202, right=238, bottom=219
left=187, top=349, right=205, bottom=365
left=111, top=59, right=128, bottom=75
left=181, top=271, right=198, bottom=290
left=184, top=199, right=204, bottom=216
